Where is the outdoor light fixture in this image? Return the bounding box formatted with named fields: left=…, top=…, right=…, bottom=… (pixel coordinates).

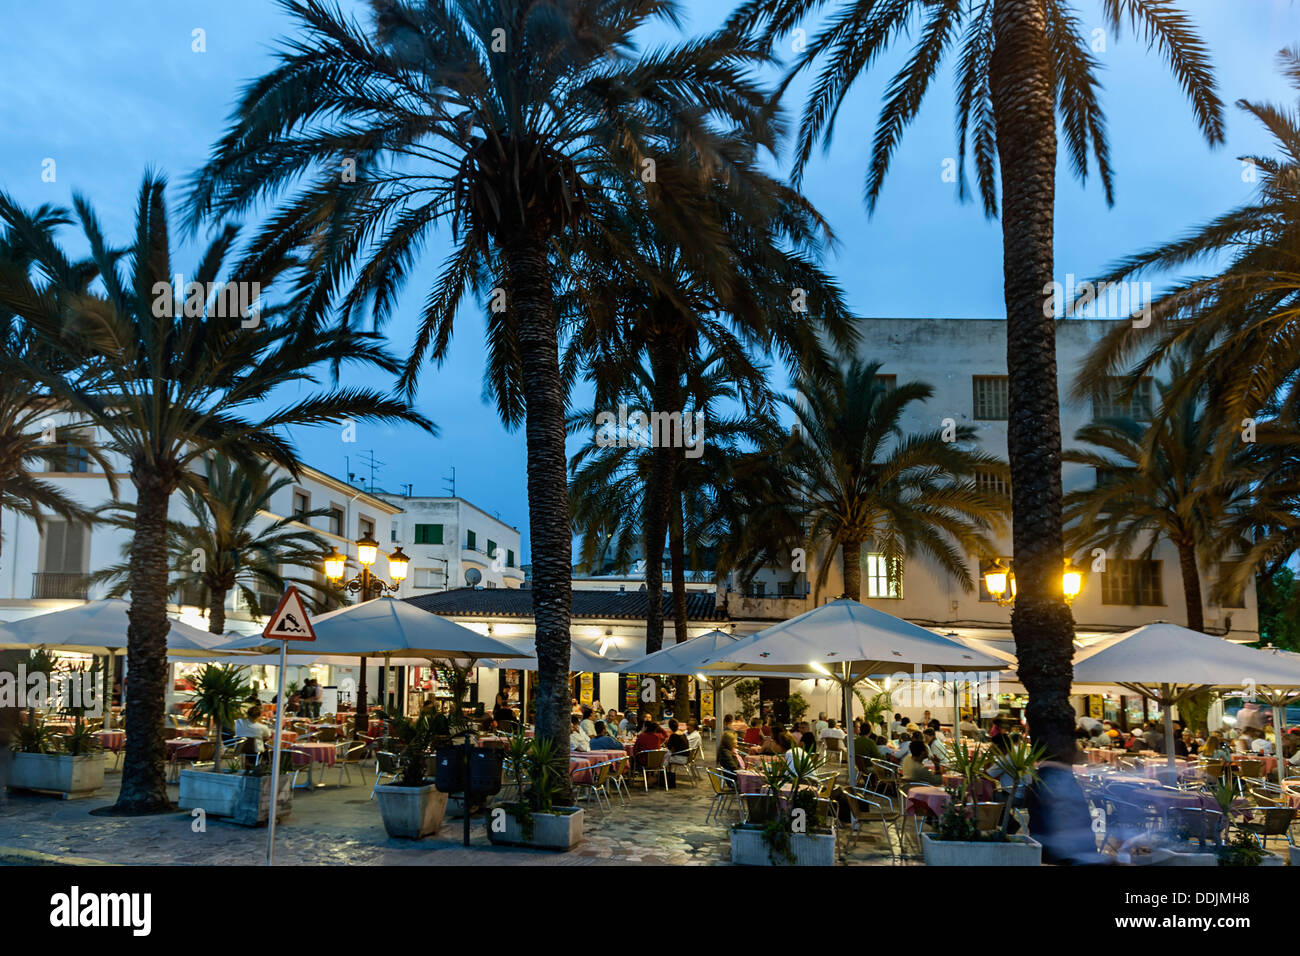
left=323, top=547, right=346, bottom=581
left=809, top=660, right=833, bottom=677
left=387, top=546, right=410, bottom=583
left=984, top=558, right=1081, bottom=607
left=356, top=532, right=380, bottom=567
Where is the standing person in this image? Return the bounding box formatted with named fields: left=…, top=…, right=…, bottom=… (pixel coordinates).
left=492, top=692, right=516, bottom=725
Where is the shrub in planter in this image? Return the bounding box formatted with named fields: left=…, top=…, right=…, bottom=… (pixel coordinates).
left=487, top=733, right=583, bottom=850
left=373, top=712, right=449, bottom=839
left=7, top=717, right=106, bottom=798
left=178, top=751, right=293, bottom=826
left=729, top=749, right=834, bottom=866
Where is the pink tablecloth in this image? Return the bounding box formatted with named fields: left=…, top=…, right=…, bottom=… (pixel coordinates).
left=904, top=786, right=952, bottom=818
left=570, top=751, right=627, bottom=784
left=1232, top=755, right=1278, bottom=776
left=166, top=738, right=207, bottom=760
left=1282, top=784, right=1300, bottom=809
left=942, top=774, right=996, bottom=801
left=94, top=730, right=125, bottom=752
left=1086, top=748, right=1122, bottom=765
left=288, top=742, right=338, bottom=768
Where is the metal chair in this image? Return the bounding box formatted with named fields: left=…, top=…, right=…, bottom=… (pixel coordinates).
left=637, top=748, right=670, bottom=791
left=821, top=735, right=845, bottom=765
left=370, top=750, right=401, bottom=799
left=572, top=760, right=615, bottom=815
left=704, top=769, right=737, bottom=824
left=845, top=787, right=909, bottom=861
left=336, top=741, right=371, bottom=786
left=1235, top=806, right=1296, bottom=851
left=1163, top=805, right=1226, bottom=847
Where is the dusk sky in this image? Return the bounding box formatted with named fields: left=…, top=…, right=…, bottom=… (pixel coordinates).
left=2, top=0, right=1295, bottom=562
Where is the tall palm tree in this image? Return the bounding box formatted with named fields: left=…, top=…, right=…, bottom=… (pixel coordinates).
left=1077, top=49, right=1300, bottom=451
left=185, top=0, right=780, bottom=766
left=763, top=361, right=1007, bottom=602
left=731, top=0, right=1224, bottom=756
left=1063, top=371, right=1250, bottom=632
left=92, top=456, right=345, bottom=633
left=0, top=174, right=432, bottom=813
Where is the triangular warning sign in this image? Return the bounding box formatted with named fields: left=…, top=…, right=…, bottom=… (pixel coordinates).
left=263, top=586, right=316, bottom=641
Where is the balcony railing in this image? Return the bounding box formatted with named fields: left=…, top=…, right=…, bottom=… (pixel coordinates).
left=32, top=572, right=90, bottom=600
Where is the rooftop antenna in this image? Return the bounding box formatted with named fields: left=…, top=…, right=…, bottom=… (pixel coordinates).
left=443, top=465, right=456, bottom=498
left=402, top=482, right=413, bottom=497
left=358, top=449, right=385, bottom=492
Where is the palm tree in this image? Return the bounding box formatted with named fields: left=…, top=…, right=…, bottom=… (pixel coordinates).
left=92, top=456, right=345, bottom=633
left=0, top=204, right=110, bottom=540
left=0, top=174, right=433, bottom=813
left=770, top=361, right=1007, bottom=602
left=1063, top=371, right=1251, bottom=632
left=731, top=0, right=1224, bottom=757
left=1076, top=49, right=1300, bottom=451
left=185, top=0, right=780, bottom=767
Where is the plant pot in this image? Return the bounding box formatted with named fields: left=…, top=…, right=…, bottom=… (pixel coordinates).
left=729, top=825, right=837, bottom=866
left=8, top=753, right=105, bottom=799
left=178, top=770, right=291, bottom=826
left=374, top=783, right=449, bottom=839
left=921, top=832, right=1042, bottom=866
left=486, top=807, right=584, bottom=850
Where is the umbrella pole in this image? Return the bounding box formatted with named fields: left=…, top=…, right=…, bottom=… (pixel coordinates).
left=952, top=681, right=961, bottom=748
left=1273, top=703, right=1286, bottom=788
left=1162, top=683, right=1177, bottom=778
left=842, top=664, right=855, bottom=789
left=103, top=651, right=116, bottom=731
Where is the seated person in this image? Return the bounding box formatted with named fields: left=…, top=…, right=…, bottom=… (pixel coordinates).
left=923, top=728, right=950, bottom=767
left=760, top=722, right=787, bottom=755
left=588, top=720, right=623, bottom=750
left=853, top=724, right=883, bottom=762
left=579, top=706, right=597, bottom=739
left=685, top=720, right=703, bottom=754
left=797, top=721, right=817, bottom=752
left=958, top=714, right=981, bottom=738
left=716, top=732, right=744, bottom=778
left=234, top=705, right=273, bottom=754
left=1088, top=725, right=1111, bottom=749
left=569, top=714, right=591, bottom=752
left=899, top=740, right=942, bottom=786
left=818, top=719, right=847, bottom=747
left=782, top=733, right=807, bottom=772
left=725, top=712, right=747, bottom=734
left=743, top=717, right=764, bottom=748
left=633, top=720, right=665, bottom=767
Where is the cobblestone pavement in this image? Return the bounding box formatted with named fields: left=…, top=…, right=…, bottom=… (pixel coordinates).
left=0, top=759, right=908, bottom=866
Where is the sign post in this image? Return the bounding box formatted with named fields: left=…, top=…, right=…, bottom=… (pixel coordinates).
left=262, top=586, right=316, bottom=866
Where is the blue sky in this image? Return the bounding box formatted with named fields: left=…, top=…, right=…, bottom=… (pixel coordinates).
left=2, top=0, right=1296, bottom=561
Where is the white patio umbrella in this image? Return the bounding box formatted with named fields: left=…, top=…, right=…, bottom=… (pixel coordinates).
left=696, top=599, right=1005, bottom=777
left=478, top=640, right=626, bottom=723
left=1072, top=622, right=1300, bottom=779
left=0, top=599, right=238, bottom=729
left=617, top=629, right=810, bottom=731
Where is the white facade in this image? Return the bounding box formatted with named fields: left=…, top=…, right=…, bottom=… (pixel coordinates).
left=376, top=494, right=525, bottom=594
left=738, top=317, right=1259, bottom=647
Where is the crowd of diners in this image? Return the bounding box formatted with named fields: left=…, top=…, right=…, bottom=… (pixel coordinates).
left=1077, top=706, right=1300, bottom=768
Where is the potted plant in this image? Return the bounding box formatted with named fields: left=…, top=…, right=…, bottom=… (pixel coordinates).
left=921, top=738, right=1044, bottom=866
left=8, top=716, right=106, bottom=799
left=177, top=664, right=290, bottom=826
left=373, top=712, right=449, bottom=839
left=730, top=749, right=836, bottom=865
left=786, top=693, right=809, bottom=725
left=735, top=680, right=761, bottom=723
left=488, top=733, right=583, bottom=850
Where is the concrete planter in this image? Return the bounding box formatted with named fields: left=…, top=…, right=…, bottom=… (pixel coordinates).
left=730, top=825, right=837, bottom=866
left=374, top=783, right=449, bottom=839
left=487, top=807, right=584, bottom=850
left=8, top=753, right=105, bottom=799
left=1291, top=846, right=1299, bottom=867
left=178, top=770, right=292, bottom=826
left=921, top=832, right=1042, bottom=866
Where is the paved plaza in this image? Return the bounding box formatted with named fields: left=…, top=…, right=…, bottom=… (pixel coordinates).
left=0, top=747, right=903, bottom=866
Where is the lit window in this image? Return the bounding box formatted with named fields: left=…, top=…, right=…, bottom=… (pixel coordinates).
left=865, top=553, right=902, bottom=599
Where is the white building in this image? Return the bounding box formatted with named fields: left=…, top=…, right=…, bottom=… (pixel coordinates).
left=377, top=494, right=524, bottom=593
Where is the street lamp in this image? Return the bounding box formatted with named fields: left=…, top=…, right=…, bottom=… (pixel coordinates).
left=984, top=558, right=1082, bottom=607
left=324, top=539, right=410, bottom=733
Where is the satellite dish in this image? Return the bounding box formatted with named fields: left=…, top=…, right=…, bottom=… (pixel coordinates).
left=465, top=567, right=482, bottom=587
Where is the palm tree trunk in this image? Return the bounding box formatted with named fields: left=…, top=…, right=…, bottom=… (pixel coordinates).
left=670, top=489, right=690, bottom=717
left=1175, top=540, right=1205, bottom=632
left=991, top=0, right=1076, bottom=762
left=504, top=231, right=572, bottom=791
left=841, top=539, right=862, bottom=601
left=642, top=335, right=678, bottom=659
left=115, top=468, right=178, bottom=812
left=207, top=589, right=227, bottom=635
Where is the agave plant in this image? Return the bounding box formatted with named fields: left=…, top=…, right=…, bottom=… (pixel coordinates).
left=989, top=739, right=1046, bottom=840
left=186, top=665, right=250, bottom=775
left=947, top=741, right=996, bottom=814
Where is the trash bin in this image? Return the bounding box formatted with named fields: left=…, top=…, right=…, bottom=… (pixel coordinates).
left=468, top=746, right=504, bottom=796
left=433, top=747, right=465, bottom=793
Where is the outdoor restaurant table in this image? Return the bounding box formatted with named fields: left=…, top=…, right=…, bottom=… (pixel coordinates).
left=1232, top=754, right=1278, bottom=776
left=570, top=750, right=628, bottom=784
left=943, top=773, right=995, bottom=801
left=1282, top=783, right=1300, bottom=809
left=1086, top=748, right=1123, bottom=765
left=94, top=730, right=125, bottom=753
left=904, top=786, right=955, bottom=818
left=166, top=738, right=206, bottom=760
left=288, top=741, right=340, bottom=788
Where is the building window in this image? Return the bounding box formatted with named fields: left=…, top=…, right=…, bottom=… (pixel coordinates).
left=45, top=443, right=90, bottom=473
left=328, top=506, right=344, bottom=536
left=974, top=470, right=1010, bottom=499
left=391, top=521, right=398, bottom=543
left=778, top=581, right=795, bottom=596
left=292, top=491, right=310, bottom=517
left=507, top=549, right=515, bottom=568
left=487, top=539, right=497, bottom=561
left=747, top=581, right=767, bottom=598
left=978, top=557, right=1011, bottom=603
left=1101, top=559, right=1163, bottom=606
left=1093, top=377, right=1153, bottom=421
left=865, top=553, right=902, bottom=599
left=972, top=376, right=1009, bottom=420
left=466, top=529, right=477, bottom=551
left=34, top=520, right=90, bottom=598
left=414, top=524, right=443, bottom=545
left=413, top=568, right=442, bottom=589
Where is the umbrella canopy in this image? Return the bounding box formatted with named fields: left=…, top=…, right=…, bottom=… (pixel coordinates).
left=0, top=599, right=231, bottom=658
left=217, top=597, right=526, bottom=659
left=697, top=599, right=1005, bottom=677
left=617, top=629, right=809, bottom=679
left=1072, top=622, right=1300, bottom=776
left=480, top=641, right=616, bottom=673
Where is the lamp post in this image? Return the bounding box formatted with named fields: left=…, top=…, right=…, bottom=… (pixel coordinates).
left=324, top=535, right=409, bottom=735
left=983, top=558, right=1082, bottom=608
